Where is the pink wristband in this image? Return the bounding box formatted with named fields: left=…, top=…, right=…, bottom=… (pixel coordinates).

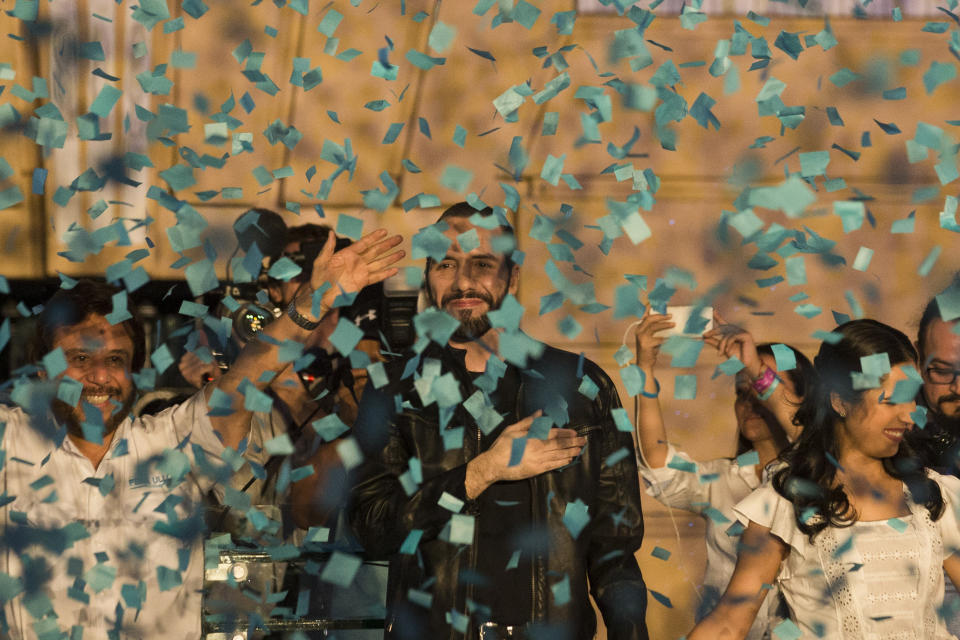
left=751, top=367, right=777, bottom=395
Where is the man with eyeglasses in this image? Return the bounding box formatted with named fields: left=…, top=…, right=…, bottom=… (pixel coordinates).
left=908, top=280, right=960, bottom=475
left=908, top=280, right=960, bottom=636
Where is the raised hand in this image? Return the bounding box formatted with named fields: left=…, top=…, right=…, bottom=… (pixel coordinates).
left=703, top=309, right=763, bottom=377
left=633, top=310, right=675, bottom=371
left=466, top=412, right=586, bottom=498
left=311, top=228, right=404, bottom=298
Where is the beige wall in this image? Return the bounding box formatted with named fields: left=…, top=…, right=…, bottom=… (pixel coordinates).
left=1, top=1, right=958, bottom=637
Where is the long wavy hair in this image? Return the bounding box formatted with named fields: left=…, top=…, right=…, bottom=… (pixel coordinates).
left=772, top=319, right=944, bottom=541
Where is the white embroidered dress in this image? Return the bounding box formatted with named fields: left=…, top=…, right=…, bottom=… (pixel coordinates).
left=639, top=444, right=779, bottom=640
left=734, top=472, right=960, bottom=640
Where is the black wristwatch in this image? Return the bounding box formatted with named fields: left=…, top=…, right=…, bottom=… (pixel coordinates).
left=286, top=299, right=321, bottom=330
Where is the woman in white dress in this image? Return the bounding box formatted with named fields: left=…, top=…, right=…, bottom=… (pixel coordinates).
left=688, top=319, right=960, bottom=640
left=633, top=310, right=813, bottom=639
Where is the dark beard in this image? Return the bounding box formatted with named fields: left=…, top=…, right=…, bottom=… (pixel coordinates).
left=930, top=402, right=960, bottom=436
left=451, top=312, right=493, bottom=342
left=440, top=290, right=501, bottom=342
left=52, top=391, right=135, bottom=442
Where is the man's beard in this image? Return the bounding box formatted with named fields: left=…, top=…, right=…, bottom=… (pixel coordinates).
left=930, top=392, right=960, bottom=435
left=52, top=386, right=136, bottom=441
left=442, top=290, right=501, bottom=342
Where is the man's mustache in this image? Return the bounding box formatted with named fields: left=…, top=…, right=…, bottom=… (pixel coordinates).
left=441, top=291, right=494, bottom=307
left=938, top=394, right=960, bottom=406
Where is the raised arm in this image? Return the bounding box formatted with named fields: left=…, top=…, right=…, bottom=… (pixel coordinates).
left=687, top=521, right=788, bottom=640
left=208, top=228, right=403, bottom=449
left=632, top=311, right=675, bottom=468
left=703, top=309, right=801, bottom=442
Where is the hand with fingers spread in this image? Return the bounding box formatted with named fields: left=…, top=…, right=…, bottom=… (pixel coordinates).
left=703, top=309, right=763, bottom=378
left=465, top=412, right=587, bottom=499
left=292, top=228, right=405, bottom=323
left=633, top=310, right=675, bottom=372
left=311, top=227, right=405, bottom=298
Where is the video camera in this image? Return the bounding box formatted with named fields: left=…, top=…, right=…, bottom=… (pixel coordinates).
left=215, top=209, right=419, bottom=375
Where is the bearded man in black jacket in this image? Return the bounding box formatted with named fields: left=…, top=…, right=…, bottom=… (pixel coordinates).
left=348, top=202, right=649, bottom=640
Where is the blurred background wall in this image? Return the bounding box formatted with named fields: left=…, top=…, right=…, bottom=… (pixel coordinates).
left=0, top=0, right=958, bottom=637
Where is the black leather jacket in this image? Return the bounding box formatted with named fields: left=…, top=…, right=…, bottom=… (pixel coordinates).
left=349, top=342, right=649, bottom=640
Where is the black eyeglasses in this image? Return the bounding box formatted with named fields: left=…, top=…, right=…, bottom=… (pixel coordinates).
left=925, top=366, right=960, bottom=385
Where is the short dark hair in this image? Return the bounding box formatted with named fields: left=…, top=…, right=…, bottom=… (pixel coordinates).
left=32, top=279, right=146, bottom=372
left=918, top=274, right=960, bottom=357
left=423, top=202, right=517, bottom=287
left=285, top=223, right=332, bottom=246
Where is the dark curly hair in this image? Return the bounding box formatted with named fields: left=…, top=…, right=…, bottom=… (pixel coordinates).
left=772, top=319, right=943, bottom=542
left=31, top=279, right=146, bottom=372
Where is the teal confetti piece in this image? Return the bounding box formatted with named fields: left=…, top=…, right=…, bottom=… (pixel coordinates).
left=551, top=574, right=570, bottom=605
left=320, top=551, right=362, bottom=588
left=891, top=211, right=915, bottom=234
left=447, top=513, right=475, bottom=545
left=89, top=85, right=122, bottom=118
left=882, top=87, right=906, bottom=100
left=923, top=61, right=956, bottom=95
left=512, top=0, right=541, bottom=29
left=317, top=10, right=343, bottom=37
left=771, top=344, right=796, bottom=371
left=267, top=257, right=302, bottom=281
left=440, top=165, right=473, bottom=193
left=702, top=507, right=730, bottom=525
left=736, top=450, right=760, bottom=467
left=834, top=201, right=865, bottom=233
left=888, top=366, right=922, bottom=404
left=718, top=357, right=745, bottom=376
left=42, top=347, right=67, bottom=378
left=265, top=434, right=294, bottom=456
left=799, top=150, right=829, bottom=177
left=57, top=377, right=82, bottom=406
left=508, top=438, right=527, bottom=467
left=772, top=619, right=802, bottom=640
left=150, top=343, right=174, bottom=374
left=860, top=353, right=891, bottom=377
left=829, top=68, right=859, bottom=87
left=852, top=247, right=873, bottom=272
left=0, top=186, right=24, bottom=210
left=649, top=589, right=672, bottom=608
left=336, top=437, right=363, bottom=470
left=329, top=318, right=364, bottom=356
left=399, top=529, right=423, bottom=554
left=336, top=213, right=363, bottom=240
left=611, top=408, right=633, bottom=433
left=453, top=125, right=466, bottom=148
left=562, top=499, right=589, bottom=539
left=578, top=376, right=599, bottom=400
left=887, top=518, right=908, bottom=532
left=651, top=546, right=671, bottom=561
left=312, top=413, right=349, bottom=442
left=428, top=21, right=456, bottom=53
left=785, top=256, right=806, bottom=285
left=674, top=374, right=697, bottom=400
left=918, top=246, right=941, bottom=277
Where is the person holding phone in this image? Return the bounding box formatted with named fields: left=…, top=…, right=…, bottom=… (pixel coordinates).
left=633, top=309, right=812, bottom=639
left=688, top=319, right=960, bottom=640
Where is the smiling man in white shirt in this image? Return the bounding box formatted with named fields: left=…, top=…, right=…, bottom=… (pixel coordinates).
left=0, top=228, right=402, bottom=639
